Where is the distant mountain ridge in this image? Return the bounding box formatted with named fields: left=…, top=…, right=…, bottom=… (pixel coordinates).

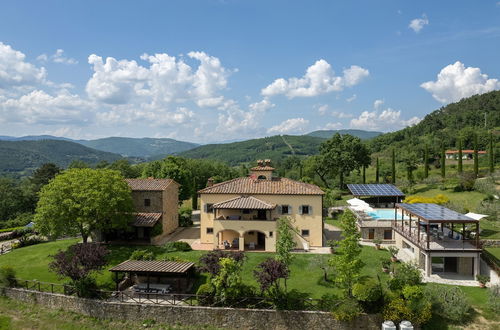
left=0, top=140, right=122, bottom=177
left=0, top=135, right=199, bottom=159
left=306, top=129, right=382, bottom=140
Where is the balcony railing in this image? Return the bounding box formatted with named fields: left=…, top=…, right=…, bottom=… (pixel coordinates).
left=214, top=216, right=276, bottom=221
left=392, top=221, right=481, bottom=251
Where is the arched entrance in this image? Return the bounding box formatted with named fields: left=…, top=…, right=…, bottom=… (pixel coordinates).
left=214, top=229, right=240, bottom=250
left=243, top=230, right=266, bottom=251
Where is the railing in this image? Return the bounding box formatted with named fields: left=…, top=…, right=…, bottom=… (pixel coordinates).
left=8, top=279, right=333, bottom=311
left=392, top=222, right=482, bottom=251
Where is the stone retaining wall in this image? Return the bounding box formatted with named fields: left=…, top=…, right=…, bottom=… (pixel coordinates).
left=4, top=288, right=382, bottom=330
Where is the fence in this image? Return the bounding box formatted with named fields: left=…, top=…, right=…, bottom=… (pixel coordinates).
left=10, top=279, right=331, bottom=311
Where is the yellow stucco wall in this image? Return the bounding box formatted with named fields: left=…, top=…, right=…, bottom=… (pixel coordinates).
left=200, top=193, right=323, bottom=251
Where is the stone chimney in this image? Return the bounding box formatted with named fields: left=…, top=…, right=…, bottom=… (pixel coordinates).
left=249, top=159, right=275, bottom=180
left=207, top=177, right=214, bottom=187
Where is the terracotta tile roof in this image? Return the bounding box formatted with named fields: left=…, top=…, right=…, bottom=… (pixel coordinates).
left=198, top=177, right=325, bottom=195
left=213, top=196, right=276, bottom=210
left=132, top=213, right=162, bottom=227
left=125, top=178, right=176, bottom=191
left=109, top=260, right=195, bottom=274
left=250, top=166, right=275, bottom=171
left=445, top=150, right=486, bottom=154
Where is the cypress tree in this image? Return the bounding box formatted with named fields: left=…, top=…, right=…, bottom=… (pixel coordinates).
left=457, top=138, right=463, bottom=174
left=489, top=132, right=494, bottom=174
left=362, top=165, right=366, bottom=184
left=375, top=158, right=379, bottom=183
left=474, top=134, right=479, bottom=177
left=424, top=145, right=429, bottom=179
left=441, top=145, right=446, bottom=178
left=391, top=149, right=396, bottom=184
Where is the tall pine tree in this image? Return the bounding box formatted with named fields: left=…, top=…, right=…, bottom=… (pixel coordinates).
left=441, top=145, right=446, bottom=178
left=489, top=132, right=494, bottom=174
left=424, top=145, right=429, bottom=179
left=375, top=158, right=379, bottom=183
left=391, top=149, right=396, bottom=184
left=474, top=133, right=479, bottom=177
left=458, top=138, right=463, bottom=174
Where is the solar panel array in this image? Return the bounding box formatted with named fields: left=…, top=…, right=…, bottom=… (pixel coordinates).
left=396, top=203, right=476, bottom=222
left=347, top=184, right=405, bottom=197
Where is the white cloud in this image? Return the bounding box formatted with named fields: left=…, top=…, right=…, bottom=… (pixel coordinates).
left=373, top=99, right=384, bottom=110
left=350, top=108, right=420, bottom=131
left=0, top=89, right=90, bottom=125
left=37, top=49, right=78, bottom=65
left=267, top=118, right=309, bottom=134
left=0, top=42, right=46, bottom=90
left=420, top=61, right=500, bottom=103
left=346, top=94, right=357, bottom=102
left=332, top=111, right=352, bottom=119
left=261, top=60, right=369, bottom=98
left=317, top=104, right=329, bottom=115
left=409, top=14, right=429, bottom=33
left=249, top=98, right=275, bottom=112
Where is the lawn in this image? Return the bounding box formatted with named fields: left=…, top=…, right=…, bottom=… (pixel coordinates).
left=0, top=296, right=216, bottom=330
left=485, top=247, right=500, bottom=260
left=0, top=238, right=390, bottom=298
left=408, top=186, right=487, bottom=213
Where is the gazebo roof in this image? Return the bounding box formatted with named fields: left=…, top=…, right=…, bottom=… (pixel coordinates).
left=212, top=195, right=276, bottom=210
left=109, top=260, right=195, bottom=274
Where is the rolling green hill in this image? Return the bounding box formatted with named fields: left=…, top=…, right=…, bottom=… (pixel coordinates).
left=0, top=140, right=122, bottom=176
left=78, top=137, right=199, bottom=158
left=307, top=129, right=382, bottom=140
left=177, top=135, right=325, bottom=165
left=369, top=91, right=500, bottom=154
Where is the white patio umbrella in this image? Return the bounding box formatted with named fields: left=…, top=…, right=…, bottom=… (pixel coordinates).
left=347, top=198, right=368, bottom=206
left=464, top=212, right=488, bottom=220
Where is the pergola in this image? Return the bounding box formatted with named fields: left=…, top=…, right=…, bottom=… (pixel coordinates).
left=347, top=184, right=405, bottom=207
left=212, top=195, right=276, bottom=220
left=109, top=260, right=195, bottom=292
left=394, top=203, right=480, bottom=250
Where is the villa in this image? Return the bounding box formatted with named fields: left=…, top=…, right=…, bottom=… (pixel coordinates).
left=347, top=184, right=405, bottom=242
left=392, top=203, right=481, bottom=279
left=198, top=160, right=324, bottom=252
left=103, top=178, right=179, bottom=244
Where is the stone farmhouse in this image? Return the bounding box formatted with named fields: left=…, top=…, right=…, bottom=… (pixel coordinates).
left=198, top=160, right=324, bottom=252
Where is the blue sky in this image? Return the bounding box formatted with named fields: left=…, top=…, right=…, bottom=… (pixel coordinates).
left=1, top=0, right=499, bottom=142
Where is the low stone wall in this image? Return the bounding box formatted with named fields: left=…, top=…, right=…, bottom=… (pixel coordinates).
left=4, top=288, right=382, bottom=330
left=482, top=240, right=500, bottom=248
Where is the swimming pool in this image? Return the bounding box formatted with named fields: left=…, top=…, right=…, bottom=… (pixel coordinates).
left=367, top=209, right=408, bottom=220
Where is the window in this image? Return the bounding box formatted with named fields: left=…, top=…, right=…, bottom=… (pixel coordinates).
left=144, top=199, right=151, bottom=207
left=257, top=175, right=267, bottom=179
left=206, top=227, right=213, bottom=234
left=300, top=205, right=311, bottom=215
left=384, top=230, right=392, bottom=240
left=281, top=205, right=290, bottom=214
left=204, top=203, right=214, bottom=213
left=269, top=231, right=273, bottom=237
left=248, top=231, right=255, bottom=235
left=301, top=229, right=310, bottom=237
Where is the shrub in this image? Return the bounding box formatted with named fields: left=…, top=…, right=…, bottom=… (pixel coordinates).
left=129, top=250, right=155, bottom=261
left=476, top=275, right=490, bottom=286
left=199, top=250, right=245, bottom=276
left=404, top=194, right=449, bottom=205
left=73, top=277, right=99, bottom=298
left=352, top=279, right=383, bottom=312
left=456, top=173, right=476, bottom=191
left=474, top=178, right=496, bottom=195
left=196, top=283, right=215, bottom=305
left=0, top=266, right=17, bottom=287
left=331, top=298, right=362, bottom=321
left=488, top=285, right=500, bottom=314
left=383, top=297, right=431, bottom=325
left=387, top=246, right=399, bottom=257
left=164, top=241, right=192, bottom=252
left=150, top=222, right=163, bottom=237
left=388, top=262, right=422, bottom=291
left=423, top=284, right=472, bottom=323
left=317, top=293, right=340, bottom=312
left=12, top=235, right=45, bottom=249
left=179, top=204, right=193, bottom=227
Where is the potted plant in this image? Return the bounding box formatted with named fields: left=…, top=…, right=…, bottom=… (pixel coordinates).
left=476, top=275, right=490, bottom=288
left=387, top=246, right=399, bottom=262
left=373, top=238, right=382, bottom=250
left=327, top=240, right=338, bottom=254
left=381, top=259, right=391, bottom=273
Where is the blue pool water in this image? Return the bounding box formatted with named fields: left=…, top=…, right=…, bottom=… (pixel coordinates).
left=367, top=209, right=408, bottom=220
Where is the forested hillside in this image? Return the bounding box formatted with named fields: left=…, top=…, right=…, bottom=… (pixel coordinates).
left=0, top=140, right=122, bottom=177
left=177, top=135, right=325, bottom=165
left=369, top=90, right=500, bottom=154
left=78, top=137, right=199, bottom=158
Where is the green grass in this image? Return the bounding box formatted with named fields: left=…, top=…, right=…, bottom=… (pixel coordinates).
left=0, top=238, right=390, bottom=298
left=0, top=296, right=217, bottom=329
left=480, top=220, right=500, bottom=239
left=408, top=186, right=487, bottom=213
left=485, top=247, right=500, bottom=259
left=325, top=217, right=342, bottom=228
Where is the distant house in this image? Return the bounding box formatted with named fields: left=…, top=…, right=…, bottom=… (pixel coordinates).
left=198, top=160, right=324, bottom=252
left=103, top=178, right=179, bottom=244
left=445, top=150, right=486, bottom=160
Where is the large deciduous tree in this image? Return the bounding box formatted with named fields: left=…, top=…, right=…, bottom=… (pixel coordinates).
left=317, top=134, right=371, bottom=189
left=35, top=168, right=134, bottom=243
